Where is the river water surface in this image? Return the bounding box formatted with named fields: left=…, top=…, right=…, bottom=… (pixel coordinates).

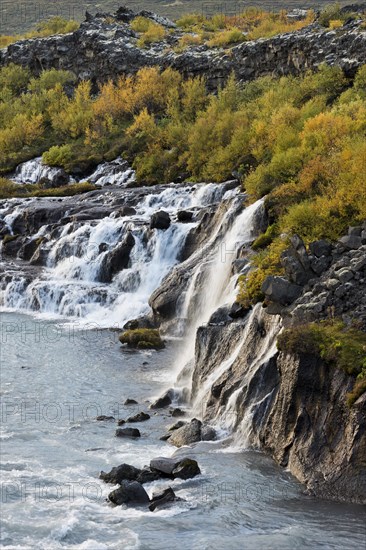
left=1, top=312, right=365, bottom=550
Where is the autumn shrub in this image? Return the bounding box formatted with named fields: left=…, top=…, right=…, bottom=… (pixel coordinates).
left=131, top=17, right=166, bottom=47
left=207, top=28, right=245, bottom=47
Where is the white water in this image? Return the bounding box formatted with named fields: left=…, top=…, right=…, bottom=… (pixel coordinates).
left=80, top=157, right=135, bottom=187
left=12, top=157, right=69, bottom=185
left=0, top=183, right=231, bottom=327
left=10, top=156, right=135, bottom=187
left=174, top=199, right=264, bottom=376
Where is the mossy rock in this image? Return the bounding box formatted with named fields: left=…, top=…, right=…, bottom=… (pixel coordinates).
left=119, top=329, right=165, bottom=350
left=2, top=233, right=19, bottom=244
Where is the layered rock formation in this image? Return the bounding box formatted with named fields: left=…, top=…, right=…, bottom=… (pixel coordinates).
left=1, top=7, right=366, bottom=89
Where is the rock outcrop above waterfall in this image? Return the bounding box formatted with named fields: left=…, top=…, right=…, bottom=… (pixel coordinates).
left=261, top=226, right=366, bottom=330
left=1, top=8, right=366, bottom=90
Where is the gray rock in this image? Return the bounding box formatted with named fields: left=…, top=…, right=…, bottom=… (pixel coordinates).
left=168, top=418, right=202, bottom=447
left=262, top=276, right=302, bottom=306
left=136, top=468, right=161, bottom=484
left=96, top=415, right=115, bottom=421
left=309, top=239, right=333, bottom=258
left=149, top=487, right=179, bottom=512
left=335, top=268, right=354, bottom=283
left=115, top=427, right=141, bottom=438
left=168, top=420, right=186, bottom=431
left=98, top=231, right=135, bottom=283
left=339, top=235, right=363, bottom=249
left=108, top=480, right=149, bottom=506
left=177, top=210, right=193, bottom=222
left=150, top=389, right=173, bottom=409
left=124, top=398, right=138, bottom=405
left=150, top=457, right=180, bottom=475
left=201, top=425, right=216, bottom=441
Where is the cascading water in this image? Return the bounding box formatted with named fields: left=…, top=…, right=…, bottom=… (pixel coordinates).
left=173, top=198, right=264, bottom=377
left=0, top=182, right=232, bottom=327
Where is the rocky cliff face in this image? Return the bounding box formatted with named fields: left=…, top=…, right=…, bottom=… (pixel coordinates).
left=191, top=310, right=365, bottom=504
left=1, top=7, right=366, bottom=89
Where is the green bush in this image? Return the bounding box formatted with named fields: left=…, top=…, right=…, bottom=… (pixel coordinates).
left=119, top=328, right=165, bottom=350
left=42, top=144, right=73, bottom=167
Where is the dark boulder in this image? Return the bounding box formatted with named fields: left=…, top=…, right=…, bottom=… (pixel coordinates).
left=96, top=415, right=115, bottom=421
left=168, top=421, right=186, bottom=431
left=18, top=237, right=43, bottom=261
left=108, top=481, right=149, bottom=506
left=100, top=463, right=141, bottom=484
left=1, top=235, right=22, bottom=257
left=118, top=206, right=136, bottom=217
left=172, top=458, right=201, bottom=480
left=117, top=419, right=126, bottom=426
left=280, top=234, right=313, bottom=285
left=124, top=398, right=138, bottom=405
left=98, top=231, right=135, bottom=283
left=137, top=468, right=161, bottom=484
left=309, top=239, right=333, bottom=258
left=150, top=389, right=174, bottom=409
left=262, top=276, right=302, bottom=306
left=208, top=306, right=231, bottom=325
left=150, top=211, right=171, bottom=230
left=229, top=302, right=250, bottom=319
left=115, top=427, right=141, bottom=438
left=177, top=210, right=193, bottom=222
left=170, top=408, right=186, bottom=418
left=149, top=487, right=179, bottom=512
left=127, top=412, right=150, bottom=423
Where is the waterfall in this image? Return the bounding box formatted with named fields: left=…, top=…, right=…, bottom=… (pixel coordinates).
left=173, top=199, right=264, bottom=377
left=11, top=158, right=69, bottom=185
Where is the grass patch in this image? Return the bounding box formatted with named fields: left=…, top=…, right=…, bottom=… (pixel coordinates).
left=277, top=321, right=366, bottom=405
left=0, top=16, right=79, bottom=47
left=119, top=328, right=165, bottom=350
left=0, top=178, right=96, bottom=199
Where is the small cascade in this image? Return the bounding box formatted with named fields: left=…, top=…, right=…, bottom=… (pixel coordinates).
left=11, top=158, right=69, bottom=185
left=80, top=157, right=135, bottom=187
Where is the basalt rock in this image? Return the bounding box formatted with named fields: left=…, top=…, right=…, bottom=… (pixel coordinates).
left=150, top=211, right=171, bottom=230
left=148, top=487, right=180, bottom=512
left=100, top=463, right=141, bottom=484
left=115, top=427, right=141, bottom=438
left=2, top=10, right=366, bottom=91
left=127, top=412, right=150, bottom=423
left=98, top=231, right=135, bottom=283
left=108, top=481, right=149, bottom=506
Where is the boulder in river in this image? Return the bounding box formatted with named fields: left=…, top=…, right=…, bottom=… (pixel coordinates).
left=150, top=389, right=174, bottom=409
left=149, top=487, right=181, bottom=511
left=115, top=427, right=141, bottom=438
left=98, top=231, right=135, bottom=283
left=108, top=480, right=149, bottom=506
left=127, top=412, right=150, bottom=423
left=150, top=457, right=180, bottom=475
left=177, top=210, right=193, bottom=222
left=172, top=458, right=201, bottom=480
left=168, top=418, right=202, bottom=447
left=150, top=211, right=171, bottom=230
left=124, top=398, right=138, bottom=405
left=96, top=415, right=115, bottom=421
left=100, top=463, right=141, bottom=484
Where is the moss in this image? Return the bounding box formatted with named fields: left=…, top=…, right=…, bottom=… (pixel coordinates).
left=277, top=321, right=366, bottom=405
left=0, top=181, right=96, bottom=199
left=252, top=224, right=277, bottom=251
left=2, top=233, right=19, bottom=244
left=119, top=329, right=165, bottom=350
